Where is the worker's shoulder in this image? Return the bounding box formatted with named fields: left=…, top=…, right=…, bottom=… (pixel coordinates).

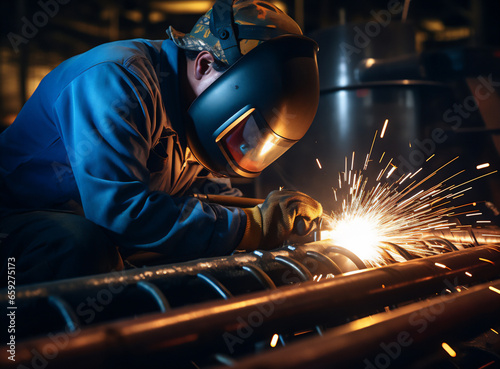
left=79, top=38, right=163, bottom=67
left=60, top=39, right=164, bottom=77
left=80, top=38, right=167, bottom=86
left=44, top=39, right=167, bottom=97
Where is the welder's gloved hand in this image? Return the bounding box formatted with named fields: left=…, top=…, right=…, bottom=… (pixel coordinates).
left=237, top=190, right=323, bottom=251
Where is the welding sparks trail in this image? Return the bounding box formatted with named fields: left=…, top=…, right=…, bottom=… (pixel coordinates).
left=320, top=120, right=498, bottom=266
left=380, top=119, right=389, bottom=138
left=316, top=158, right=322, bottom=169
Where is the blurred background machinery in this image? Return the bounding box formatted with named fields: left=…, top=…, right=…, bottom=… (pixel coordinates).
left=4, top=0, right=499, bottom=221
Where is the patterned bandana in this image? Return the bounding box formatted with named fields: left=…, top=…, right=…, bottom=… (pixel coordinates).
left=166, top=0, right=302, bottom=65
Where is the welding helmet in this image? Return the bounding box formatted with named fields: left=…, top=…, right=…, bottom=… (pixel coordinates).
left=168, top=0, right=320, bottom=177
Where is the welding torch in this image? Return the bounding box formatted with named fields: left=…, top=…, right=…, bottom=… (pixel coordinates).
left=192, top=193, right=264, bottom=208
left=192, top=193, right=323, bottom=237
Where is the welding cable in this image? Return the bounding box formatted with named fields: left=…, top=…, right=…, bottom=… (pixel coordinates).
left=197, top=272, right=234, bottom=300
left=136, top=281, right=171, bottom=313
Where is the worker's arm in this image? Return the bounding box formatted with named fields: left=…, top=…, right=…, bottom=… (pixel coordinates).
left=53, top=62, right=245, bottom=260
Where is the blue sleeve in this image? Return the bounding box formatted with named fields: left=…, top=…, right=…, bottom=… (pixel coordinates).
left=53, top=62, right=246, bottom=260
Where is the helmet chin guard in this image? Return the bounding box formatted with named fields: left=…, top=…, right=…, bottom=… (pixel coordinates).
left=186, top=34, right=320, bottom=178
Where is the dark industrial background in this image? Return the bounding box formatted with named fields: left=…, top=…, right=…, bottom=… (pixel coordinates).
left=2, top=0, right=500, bottom=221
left=2, top=0, right=500, bottom=122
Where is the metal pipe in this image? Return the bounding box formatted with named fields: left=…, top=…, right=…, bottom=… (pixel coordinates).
left=0, top=241, right=363, bottom=303
left=223, top=279, right=500, bottom=369
left=3, top=245, right=500, bottom=368
left=0, top=241, right=364, bottom=342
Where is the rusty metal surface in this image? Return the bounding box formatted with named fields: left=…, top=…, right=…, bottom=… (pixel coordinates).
left=221, top=279, right=500, bottom=369
left=2, top=244, right=500, bottom=369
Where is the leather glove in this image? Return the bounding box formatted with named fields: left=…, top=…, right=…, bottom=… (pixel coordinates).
left=237, top=190, right=323, bottom=251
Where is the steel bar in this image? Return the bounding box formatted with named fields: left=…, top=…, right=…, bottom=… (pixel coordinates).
left=0, top=241, right=364, bottom=342
left=0, top=241, right=360, bottom=303
left=5, top=229, right=495, bottom=304
left=3, top=245, right=500, bottom=369
left=222, top=279, right=500, bottom=369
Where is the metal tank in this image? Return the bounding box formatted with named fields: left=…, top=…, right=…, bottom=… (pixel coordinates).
left=256, top=21, right=499, bottom=217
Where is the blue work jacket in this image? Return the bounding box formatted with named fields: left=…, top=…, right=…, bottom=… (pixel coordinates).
left=0, top=39, right=246, bottom=260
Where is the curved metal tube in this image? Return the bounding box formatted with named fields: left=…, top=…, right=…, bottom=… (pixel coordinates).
left=47, top=295, right=80, bottom=333
left=305, top=251, right=343, bottom=275
left=424, top=237, right=460, bottom=251
left=274, top=255, right=313, bottom=282
left=241, top=265, right=276, bottom=290
left=324, top=246, right=367, bottom=270
left=136, top=281, right=171, bottom=312
left=197, top=272, right=233, bottom=300
left=381, top=241, right=416, bottom=261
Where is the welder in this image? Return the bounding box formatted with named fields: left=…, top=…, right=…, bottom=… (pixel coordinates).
left=0, top=0, right=322, bottom=285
